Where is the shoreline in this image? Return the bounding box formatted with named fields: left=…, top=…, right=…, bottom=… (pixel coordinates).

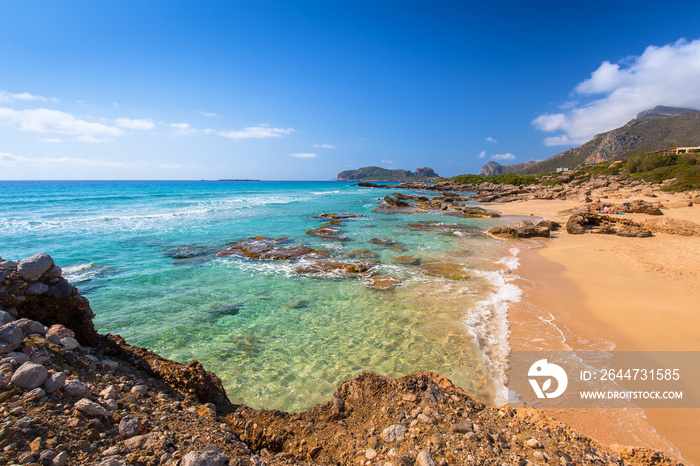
left=491, top=194, right=700, bottom=465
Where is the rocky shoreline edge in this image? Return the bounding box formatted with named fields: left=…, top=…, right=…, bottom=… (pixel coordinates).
left=0, top=253, right=683, bottom=466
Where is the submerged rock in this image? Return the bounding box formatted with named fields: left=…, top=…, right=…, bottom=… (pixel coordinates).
left=216, top=240, right=329, bottom=260
left=364, top=275, right=402, bottom=290
left=294, top=260, right=377, bottom=278
left=392, top=255, right=421, bottom=265
left=416, top=263, right=470, bottom=280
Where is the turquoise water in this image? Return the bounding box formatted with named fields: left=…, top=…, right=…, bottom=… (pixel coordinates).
left=0, top=180, right=520, bottom=410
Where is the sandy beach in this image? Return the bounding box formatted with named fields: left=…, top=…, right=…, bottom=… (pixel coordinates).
left=491, top=192, right=700, bottom=464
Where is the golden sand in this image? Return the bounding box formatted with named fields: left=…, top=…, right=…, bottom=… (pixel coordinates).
left=492, top=193, right=700, bottom=464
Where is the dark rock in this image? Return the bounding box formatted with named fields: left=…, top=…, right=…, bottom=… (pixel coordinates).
left=216, top=241, right=329, bottom=260
left=368, top=238, right=397, bottom=246
left=384, top=195, right=410, bottom=207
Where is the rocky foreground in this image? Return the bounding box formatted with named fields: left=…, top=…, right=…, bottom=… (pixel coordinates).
left=0, top=254, right=683, bottom=466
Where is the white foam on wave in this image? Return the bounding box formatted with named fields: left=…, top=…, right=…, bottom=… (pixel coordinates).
left=62, top=262, right=116, bottom=283
left=463, top=246, right=522, bottom=406
left=312, top=190, right=340, bottom=195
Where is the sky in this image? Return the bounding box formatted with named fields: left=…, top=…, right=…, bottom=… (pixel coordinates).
left=1, top=1, right=700, bottom=180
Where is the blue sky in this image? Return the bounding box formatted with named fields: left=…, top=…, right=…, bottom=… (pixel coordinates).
left=1, top=1, right=700, bottom=180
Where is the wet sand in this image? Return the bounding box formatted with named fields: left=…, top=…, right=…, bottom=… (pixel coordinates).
left=492, top=195, right=700, bottom=464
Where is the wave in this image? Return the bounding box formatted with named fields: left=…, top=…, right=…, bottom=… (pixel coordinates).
left=463, top=247, right=523, bottom=406
left=62, top=262, right=118, bottom=283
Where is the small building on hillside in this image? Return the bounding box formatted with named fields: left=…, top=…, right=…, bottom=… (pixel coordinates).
left=654, top=146, right=700, bottom=156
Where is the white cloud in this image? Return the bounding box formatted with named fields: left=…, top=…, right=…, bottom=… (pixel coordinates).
left=40, top=138, right=63, bottom=143
left=197, top=111, right=217, bottom=117
left=170, top=122, right=197, bottom=136
left=477, top=151, right=486, bottom=159
left=492, top=153, right=516, bottom=161
left=219, top=124, right=293, bottom=139
left=289, top=152, right=318, bottom=158
left=0, top=91, right=50, bottom=102
left=0, top=107, right=123, bottom=137
left=76, top=135, right=113, bottom=144
left=381, top=159, right=393, bottom=164
left=0, top=151, right=189, bottom=170
left=313, top=143, right=337, bottom=149
left=115, top=117, right=155, bottom=130
left=485, top=136, right=497, bottom=143
left=533, top=38, right=700, bottom=146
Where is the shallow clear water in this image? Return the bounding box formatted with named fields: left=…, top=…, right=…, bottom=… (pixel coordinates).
left=0, top=180, right=518, bottom=411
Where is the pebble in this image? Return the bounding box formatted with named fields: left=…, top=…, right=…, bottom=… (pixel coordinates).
left=131, top=384, right=148, bottom=396
left=103, top=446, right=122, bottom=456
left=60, top=336, right=80, bottom=350
left=5, top=351, right=30, bottom=365
left=417, top=451, right=436, bottom=466
left=0, top=310, right=13, bottom=325
left=99, top=385, right=119, bottom=399
left=449, top=420, right=473, bottom=433
left=75, top=398, right=112, bottom=418
left=43, top=371, right=67, bottom=394
left=25, top=387, right=45, bottom=400
left=0, top=322, right=24, bottom=353
left=119, top=415, right=139, bottom=438
left=102, top=359, right=119, bottom=370
left=381, top=424, right=408, bottom=443
left=534, top=450, right=549, bottom=461
left=180, top=445, right=230, bottom=466
left=25, top=282, right=49, bottom=295
left=102, top=398, right=118, bottom=411
left=417, top=413, right=433, bottom=424
left=526, top=438, right=543, bottom=449
left=11, top=361, right=49, bottom=389
left=53, top=450, right=69, bottom=466
left=365, top=448, right=377, bottom=459
left=63, top=379, right=90, bottom=397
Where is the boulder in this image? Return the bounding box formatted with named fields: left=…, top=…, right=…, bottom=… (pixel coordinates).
left=0, top=322, right=24, bottom=353
left=11, top=361, right=49, bottom=389
left=383, top=195, right=409, bottom=207
left=487, top=221, right=550, bottom=239
left=460, top=206, right=501, bottom=218
left=17, top=253, right=55, bottom=281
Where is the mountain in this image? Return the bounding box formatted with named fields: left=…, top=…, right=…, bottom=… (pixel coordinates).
left=483, top=106, right=700, bottom=175
left=337, top=166, right=439, bottom=181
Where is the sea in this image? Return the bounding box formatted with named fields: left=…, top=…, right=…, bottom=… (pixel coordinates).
left=0, top=180, right=524, bottom=411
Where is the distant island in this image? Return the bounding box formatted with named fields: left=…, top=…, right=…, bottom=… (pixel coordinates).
left=337, top=166, right=439, bottom=181
left=217, top=179, right=261, bottom=182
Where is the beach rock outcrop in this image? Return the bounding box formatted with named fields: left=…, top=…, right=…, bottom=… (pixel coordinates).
left=641, top=217, right=700, bottom=236
left=488, top=220, right=550, bottom=239
left=589, top=200, right=664, bottom=215
left=566, top=213, right=653, bottom=237
left=416, top=263, right=470, bottom=280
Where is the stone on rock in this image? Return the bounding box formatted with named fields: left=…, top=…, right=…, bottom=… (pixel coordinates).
left=25, top=387, right=45, bottom=400
left=60, top=337, right=80, bottom=351
left=15, top=318, right=47, bottom=336
left=46, top=324, right=75, bottom=344
left=99, top=385, right=119, bottom=400
left=417, top=451, right=436, bottom=466
left=75, top=398, right=111, bottom=418
left=119, top=415, right=139, bottom=439
left=43, top=371, right=67, bottom=394
left=53, top=450, right=69, bottom=466
left=0, top=322, right=24, bottom=353
left=381, top=424, right=408, bottom=443
left=526, top=438, right=543, bottom=449
left=25, top=282, right=49, bottom=295
left=5, top=351, right=30, bottom=365
left=180, top=445, right=230, bottom=466
left=11, top=361, right=49, bottom=389
left=101, top=399, right=118, bottom=411
left=131, top=384, right=148, bottom=396
left=0, top=310, right=14, bottom=326
left=63, top=379, right=90, bottom=397
left=17, top=253, right=55, bottom=281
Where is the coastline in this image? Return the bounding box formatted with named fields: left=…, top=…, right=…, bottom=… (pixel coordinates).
left=491, top=195, right=700, bottom=464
